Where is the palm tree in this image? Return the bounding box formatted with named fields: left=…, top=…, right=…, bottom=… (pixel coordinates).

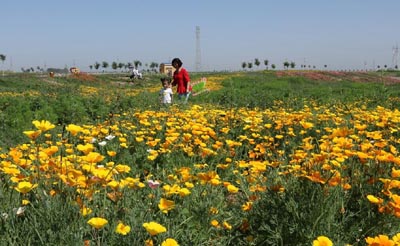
left=271, top=64, right=276, bottom=70
left=290, top=61, right=295, bottom=69
left=247, top=62, right=253, bottom=70
left=264, top=59, right=269, bottom=70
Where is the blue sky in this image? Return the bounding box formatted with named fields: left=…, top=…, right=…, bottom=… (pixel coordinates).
left=2, top=0, right=400, bottom=72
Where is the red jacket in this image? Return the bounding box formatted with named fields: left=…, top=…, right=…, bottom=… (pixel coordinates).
left=172, top=68, right=191, bottom=94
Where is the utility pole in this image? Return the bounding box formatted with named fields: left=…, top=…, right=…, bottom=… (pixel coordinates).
left=195, top=26, right=202, bottom=72
left=392, top=44, right=399, bottom=69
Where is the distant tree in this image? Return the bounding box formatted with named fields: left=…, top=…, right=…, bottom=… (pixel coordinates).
left=290, top=61, right=295, bottom=69
left=271, top=64, right=276, bottom=70
left=283, top=61, right=290, bottom=70
left=150, top=62, right=159, bottom=73
left=0, top=54, right=5, bottom=64
left=247, top=62, right=253, bottom=70
left=112, top=61, right=118, bottom=70
left=254, top=58, right=260, bottom=68
left=242, top=62, right=247, bottom=70
left=89, top=65, right=93, bottom=71
left=0, top=54, right=6, bottom=76
left=324, top=64, right=327, bottom=69
left=384, top=65, right=387, bottom=69
left=133, top=60, right=142, bottom=69
left=395, top=65, right=398, bottom=70
left=102, top=61, right=109, bottom=71
left=118, top=62, right=124, bottom=71
left=264, top=59, right=269, bottom=70
left=94, top=62, right=100, bottom=70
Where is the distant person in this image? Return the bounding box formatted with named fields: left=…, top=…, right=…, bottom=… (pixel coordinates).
left=159, top=77, right=173, bottom=105
left=129, top=66, right=142, bottom=80
left=171, top=58, right=191, bottom=103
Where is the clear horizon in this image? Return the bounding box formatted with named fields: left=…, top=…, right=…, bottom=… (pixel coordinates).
left=2, top=0, right=399, bottom=72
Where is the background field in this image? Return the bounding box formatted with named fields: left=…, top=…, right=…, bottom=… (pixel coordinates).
left=1, top=70, right=400, bottom=245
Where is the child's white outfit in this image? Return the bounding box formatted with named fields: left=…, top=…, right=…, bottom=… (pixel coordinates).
left=160, top=87, right=173, bottom=104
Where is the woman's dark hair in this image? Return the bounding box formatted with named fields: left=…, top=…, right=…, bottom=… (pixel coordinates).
left=171, top=58, right=183, bottom=67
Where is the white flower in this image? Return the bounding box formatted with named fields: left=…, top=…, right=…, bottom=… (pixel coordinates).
left=98, top=141, right=107, bottom=146
left=14, top=206, right=26, bottom=216
left=105, top=135, right=115, bottom=141
left=2, top=212, right=8, bottom=219
left=91, top=138, right=97, bottom=143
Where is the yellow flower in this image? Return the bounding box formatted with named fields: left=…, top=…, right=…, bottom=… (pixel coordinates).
left=23, top=130, right=42, bottom=140
left=242, top=202, right=253, bottom=211
left=115, top=222, right=131, bottom=235
left=77, top=143, right=94, bottom=155
left=22, top=199, right=30, bottom=205
left=158, top=198, right=175, bottom=213
left=66, top=124, right=83, bottom=136
left=107, top=151, right=117, bottom=157
left=365, top=235, right=394, bottom=246
left=178, top=187, right=191, bottom=197
left=83, top=152, right=105, bottom=163
left=32, top=120, right=55, bottom=132
left=210, top=219, right=219, bottom=228
left=80, top=206, right=92, bottom=216
left=87, top=217, right=108, bottom=229
left=145, top=239, right=154, bottom=246
left=313, top=236, right=333, bottom=246
left=223, top=221, right=232, bottom=230
left=161, top=238, right=179, bottom=246
left=143, top=221, right=167, bottom=236
left=15, top=181, right=38, bottom=194
left=367, top=195, right=383, bottom=204
left=227, top=184, right=239, bottom=193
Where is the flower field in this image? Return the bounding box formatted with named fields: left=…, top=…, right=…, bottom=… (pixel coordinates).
left=1, top=71, right=400, bottom=245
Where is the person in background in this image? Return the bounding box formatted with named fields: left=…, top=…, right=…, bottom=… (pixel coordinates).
left=159, top=77, right=173, bottom=105
left=129, top=66, right=142, bottom=80
left=171, top=58, right=191, bottom=102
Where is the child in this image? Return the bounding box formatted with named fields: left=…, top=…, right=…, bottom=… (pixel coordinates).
left=159, top=78, right=173, bottom=104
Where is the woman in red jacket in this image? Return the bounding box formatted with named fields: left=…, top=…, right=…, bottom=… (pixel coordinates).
left=171, top=58, right=191, bottom=102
